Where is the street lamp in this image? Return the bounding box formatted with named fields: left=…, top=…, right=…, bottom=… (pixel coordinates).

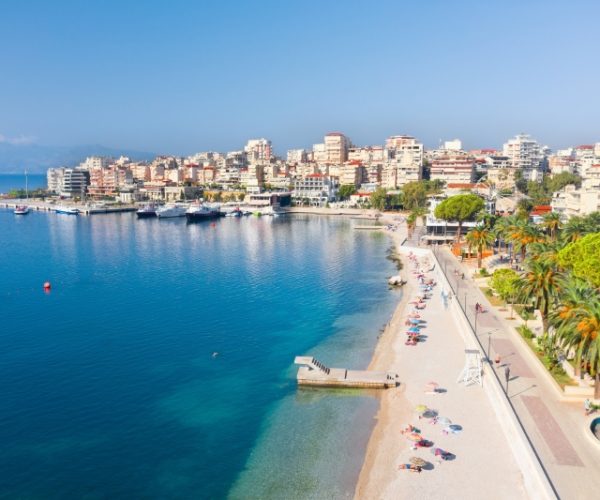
left=475, top=306, right=479, bottom=335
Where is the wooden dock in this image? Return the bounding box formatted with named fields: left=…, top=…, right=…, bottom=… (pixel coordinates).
left=294, top=356, right=398, bottom=389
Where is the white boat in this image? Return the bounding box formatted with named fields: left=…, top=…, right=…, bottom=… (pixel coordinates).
left=14, top=205, right=30, bottom=215
left=14, top=171, right=30, bottom=214
left=156, top=202, right=188, bottom=218
left=55, top=206, right=80, bottom=215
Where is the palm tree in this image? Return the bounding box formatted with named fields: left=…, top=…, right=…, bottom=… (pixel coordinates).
left=556, top=297, right=600, bottom=398
left=526, top=240, right=562, bottom=268
left=507, top=219, right=544, bottom=262
left=550, top=277, right=596, bottom=376
left=465, top=225, right=495, bottom=268
left=519, top=259, right=562, bottom=335
left=561, top=216, right=588, bottom=244
left=541, top=212, right=562, bottom=241
left=493, top=215, right=518, bottom=256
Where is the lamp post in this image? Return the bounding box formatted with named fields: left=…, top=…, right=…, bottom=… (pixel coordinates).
left=475, top=307, right=479, bottom=335
left=487, top=331, right=493, bottom=364
left=504, top=365, right=511, bottom=394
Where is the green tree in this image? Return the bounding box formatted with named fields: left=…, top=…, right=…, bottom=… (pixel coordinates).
left=433, top=194, right=485, bottom=242
left=370, top=187, right=388, bottom=211
left=546, top=172, right=581, bottom=192
left=338, top=184, right=357, bottom=200
left=490, top=268, right=520, bottom=308
left=465, top=225, right=495, bottom=268
left=401, top=181, right=428, bottom=210
left=558, top=233, right=600, bottom=287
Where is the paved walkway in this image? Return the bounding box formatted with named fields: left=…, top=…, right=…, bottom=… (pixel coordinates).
left=433, top=245, right=600, bottom=499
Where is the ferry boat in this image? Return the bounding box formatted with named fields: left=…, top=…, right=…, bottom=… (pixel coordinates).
left=185, top=203, right=221, bottom=221
left=14, top=205, right=30, bottom=215
left=136, top=203, right=158, bottom=218
left=55, top=206, right=80, bottom=215
left=156, top=202, right=188, bottom=218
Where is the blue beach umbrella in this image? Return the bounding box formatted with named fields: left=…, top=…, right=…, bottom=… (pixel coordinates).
left=409, top=319, right=420, bottom=324
left=408, top=327, right=420, bottom=332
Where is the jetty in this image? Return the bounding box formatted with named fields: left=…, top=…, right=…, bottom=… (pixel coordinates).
left=294, top=356, right=398, bottom=389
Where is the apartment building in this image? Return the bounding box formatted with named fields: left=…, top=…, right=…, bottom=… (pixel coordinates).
left=292, top=174, right=338, bottom=206
left=502, top=134, right=547, bottom=180
left=430, top=153, right=475, bottom=184
left=382, top=135, right=424, bottom=188
left=244, top=139, right=272, bottom=164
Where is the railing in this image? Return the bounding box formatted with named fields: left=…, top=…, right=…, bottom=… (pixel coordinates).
left=430, top=243, right=560, bottom=499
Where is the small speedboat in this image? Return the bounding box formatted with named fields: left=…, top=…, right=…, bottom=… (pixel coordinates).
left=14, top=205, right=30, bottom=215
left=136, top=203, right=158, bottom=218
left=55, top=206, right=80, bottom=215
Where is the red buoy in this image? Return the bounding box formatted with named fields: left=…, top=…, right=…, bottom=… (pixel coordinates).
left=43, top=282, right=51, bottom=291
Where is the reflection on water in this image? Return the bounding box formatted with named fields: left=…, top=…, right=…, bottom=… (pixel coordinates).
left=0, top=210, right=398, bottom=499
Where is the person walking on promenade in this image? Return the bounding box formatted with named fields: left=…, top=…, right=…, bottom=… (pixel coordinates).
left=584, top=398, right=593, bottom=416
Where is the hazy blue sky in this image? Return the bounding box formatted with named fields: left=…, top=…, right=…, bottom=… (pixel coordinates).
left=1, top=0, right=599, bottom=155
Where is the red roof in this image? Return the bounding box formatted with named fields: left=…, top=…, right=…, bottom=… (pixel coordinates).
left=576, top=145, right=593, bottom=150
left=530, top=205, right=552, bottom=216
left=306, top=173, right=323, bottom=178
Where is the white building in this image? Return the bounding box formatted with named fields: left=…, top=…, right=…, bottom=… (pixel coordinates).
left=292, top=174, right=338, bottom=206
left=79, top=156, right=110, bottom=170
left=324, top=132, right=350, bottom=164
left=382, top=135, right=424, bottom=188
left=442, top=139, right=462, bottom=151
left=502, top=134, right=547, bottom=180
left=430, top=153, right=475, bottom=184
left=551, top=185, right=600, bottom=219
left=244, top=139, right=272, bottom=164
left=287, top=149, right=307, bottom=164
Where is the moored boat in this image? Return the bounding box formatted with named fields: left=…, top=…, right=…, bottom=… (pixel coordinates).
left=14, top=205, right=30, bottom=215
left=55, top=206, right=80, bottom=215
left=185, top=203, right=221, bottom=221
left=156, top=202, right=188, bottom=218
left=136, top=203, right=158, bottom=218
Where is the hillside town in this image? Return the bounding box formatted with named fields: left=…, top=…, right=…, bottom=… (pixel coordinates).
left=43, top=132, right=600, bottom=221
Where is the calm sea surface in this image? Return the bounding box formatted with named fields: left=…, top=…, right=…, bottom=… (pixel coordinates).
left=0, top=174, right=47, bottom=194
left=0, top=210, right=400, bottom=499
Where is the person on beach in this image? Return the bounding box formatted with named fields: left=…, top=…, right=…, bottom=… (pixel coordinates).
left=398, top=464, right=422, bottom=473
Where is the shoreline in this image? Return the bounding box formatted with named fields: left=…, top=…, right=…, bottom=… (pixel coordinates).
left=354, top=217, right=411, bottom=498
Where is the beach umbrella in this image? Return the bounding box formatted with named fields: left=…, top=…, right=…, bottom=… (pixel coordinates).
left=414, top=404, right=427, bottom=413
left=437, top=417, right=452, bottom=426
left=407, top=433, right=422, bottom=442
left=449, top=424, right=462, bottom=432
left=409, top=318, right=420, bottom=324
left=422, top=409, right=438, bottom=419
left=409, top=456, right=427, bottom=467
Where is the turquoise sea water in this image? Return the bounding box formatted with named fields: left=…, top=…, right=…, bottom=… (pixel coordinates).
left=0, top=174, right=47, bottom=194
left=0, top=210, right=399, bottom=498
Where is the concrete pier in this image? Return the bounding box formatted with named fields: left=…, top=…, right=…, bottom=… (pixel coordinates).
left=294, top=356, right=398, bottom=389
left=1, top=201, right=136, bottom=215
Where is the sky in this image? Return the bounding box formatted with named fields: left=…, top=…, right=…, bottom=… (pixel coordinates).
left=1, top=0, right=599, bottom=155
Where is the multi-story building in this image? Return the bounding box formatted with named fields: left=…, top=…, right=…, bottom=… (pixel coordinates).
left=292, top=174, right=338, bottom=206
left=551, top=184, right=600, bottom=219
left=502, top=134, right=547, bottom=180
left=241, top=164, right=265, bottom=193
left=47, top=168, right=65, bottom=194
left=244, top=139, right=272, bottom=164
left=324, top=132, right=350, bottom=164
left=382, top=135, right=424, bottom=188
left=79, top=156, right=110, bottom=170
left=430, top=153, right=475, bottom=184
left=348, top=146, right=384, bottom=164
left=287, top=149, right=307, bottom=164
left=60, top=168, right=90, bottom=198
left=339, top=162, right=367, bottom=187
left=87, top=165, right=134, bottom=198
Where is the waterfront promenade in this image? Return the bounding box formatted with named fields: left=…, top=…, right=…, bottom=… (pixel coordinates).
left=356, top=223, right=531, bottom=499
left=432, top=244, right=600, bottom=499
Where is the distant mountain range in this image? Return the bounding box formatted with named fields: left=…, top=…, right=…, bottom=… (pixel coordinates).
left=0, top=143, right=156, bottom=173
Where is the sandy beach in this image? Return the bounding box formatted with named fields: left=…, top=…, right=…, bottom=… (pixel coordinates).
left=354, top=220, right=528, bottom=499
